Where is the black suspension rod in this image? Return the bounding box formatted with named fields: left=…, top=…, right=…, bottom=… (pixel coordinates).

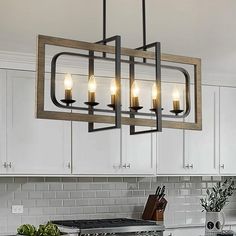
left=142, top=0, right=147, bottom=62
left=103, top=0, right=106, bottom=57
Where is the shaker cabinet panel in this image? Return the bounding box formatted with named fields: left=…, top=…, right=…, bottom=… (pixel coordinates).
left=185, top=85, right=219, bottom=175
left=121, top=79, right=156, bottom=175
left=0, top=70, right=7, bottom=174
left=158, top=84, right=219, bottom=175
left=157, top=82, right=189, bottom=175
left=72, top=75, right=121, bottom=175
left=72, top=123, right=121, bottom=175
left=219, top=87, right=236, bottom=175
left=121, top=125, right=156, bottom=175
left=5, top=70, right=71, bottom=175
left=157, top=129, right=187, bottom=175
left=164, top=228, right=204, bottom=236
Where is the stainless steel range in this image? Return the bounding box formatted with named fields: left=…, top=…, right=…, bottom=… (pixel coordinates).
left=52, top=218, right=165, bottom=236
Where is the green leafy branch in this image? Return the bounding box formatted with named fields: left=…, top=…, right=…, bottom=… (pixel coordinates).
left=17, top=222, right=61, bottom=236
left=200, top=178, right=235, bottom=212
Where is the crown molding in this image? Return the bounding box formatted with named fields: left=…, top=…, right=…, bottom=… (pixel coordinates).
left=0, top=51, right=36, bottom=71
left=0, top=50, right=235, bottom=87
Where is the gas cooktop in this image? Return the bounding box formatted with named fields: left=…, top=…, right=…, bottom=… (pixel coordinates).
left=53, top=218, right=158, bottom=229
left=52, top=218, right=165, bottom=236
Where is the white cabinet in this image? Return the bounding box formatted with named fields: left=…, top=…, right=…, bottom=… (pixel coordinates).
left=72, top=121, right=121, bottom=175
left=219, top=87, right=236, bottom=175
left=157, top=85, right=219, bottom=175
left=157, top=82, right=189, bottom=175
left=157, top=129, right=187, bottom=175
left=0, top=68, right=230, bottom=176
left=121, top=79, right=156, bottom=175
left=184, top=85, right=219, bottom=175
left=0, top=70, right=7, bottom=174
left=5, top=70, right=71, bottom=175
left=72, top=75, right=121, bottom=175
left=164, top=227, right=204, bottom=236
left=72, top=77, right=155, bottom=175
left=121, top=125, right=156, bottom=175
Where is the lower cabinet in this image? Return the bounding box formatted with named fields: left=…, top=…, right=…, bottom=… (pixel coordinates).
left=165, top=225, right=233, bottom=236
left=164, top=227, right=204, bottom=236
left=4, top=70, right=71, bottom=175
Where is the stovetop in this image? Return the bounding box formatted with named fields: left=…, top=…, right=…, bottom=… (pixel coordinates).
left=52, top=218, right=165, bottom=235
left=52, top=218, right=157, bottom=229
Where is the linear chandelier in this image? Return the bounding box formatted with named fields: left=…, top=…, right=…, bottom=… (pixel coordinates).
left=36, top=0, right=202, bottom=135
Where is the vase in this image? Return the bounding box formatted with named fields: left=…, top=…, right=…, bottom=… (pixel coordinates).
left=205, top=211, right=225, bottom=234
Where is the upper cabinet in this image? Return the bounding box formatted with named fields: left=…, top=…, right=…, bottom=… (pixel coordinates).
left=0, top=70, right=7, bottom=174
left=157, top=84, right=219, bottom=175
left=0, top=67, right=235, bottom=176
left=219, top=87, right=236, bottom=175
left=184, top=85, right=219, bottom=175
left=121, top=79, right=156, bottom=175
left=72, top=75, right=122, bottom=175
left=157, top=82, right=189, bottom=175
left=72, top=77, right=156, bottom=175
left=5, top=70, right=71, bottom=175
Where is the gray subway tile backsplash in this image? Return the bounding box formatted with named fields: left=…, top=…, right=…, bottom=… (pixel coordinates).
left=0, top=176, right=235, bottom=234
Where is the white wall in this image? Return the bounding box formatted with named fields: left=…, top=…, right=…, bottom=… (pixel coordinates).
left=0, top=0, right=236, bottom=79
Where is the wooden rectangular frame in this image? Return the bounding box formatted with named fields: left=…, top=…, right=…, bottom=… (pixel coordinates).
left=36, top=35, right=202, bottom=130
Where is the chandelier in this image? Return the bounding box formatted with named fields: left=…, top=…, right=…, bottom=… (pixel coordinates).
left=36, top=0, right=202, bottom=135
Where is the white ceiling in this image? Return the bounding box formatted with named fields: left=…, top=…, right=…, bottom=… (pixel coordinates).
left=0, top=0, right=236, bottom=76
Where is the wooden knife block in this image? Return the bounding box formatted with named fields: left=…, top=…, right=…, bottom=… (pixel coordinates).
left=142, top=195, right=167, bottom=221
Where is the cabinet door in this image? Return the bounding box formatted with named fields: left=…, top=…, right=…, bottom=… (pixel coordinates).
left=6, top=70, right=71, bottom=174
left=0, top=70, right=7, bottom=174
left=164, top=228, right=204, bottom=236
left=185, top=85, right=219, bottom=175
left=219, top=87, right=236, bottom=174
left=157, top=82, right=190, bottom=175
left=121, top=79, right=156, bottom=175
left=72, top=75, right=121, bottom=175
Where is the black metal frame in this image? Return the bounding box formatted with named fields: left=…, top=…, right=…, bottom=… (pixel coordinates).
left=129, top=42, right=162, bottom=135
left=161, top=65, right=191, bottom=119
left=49, top=0, right=192, bottom=135
left=50, top=35, right=122, bottom=132
left=88, top=35, right=122, bottom=132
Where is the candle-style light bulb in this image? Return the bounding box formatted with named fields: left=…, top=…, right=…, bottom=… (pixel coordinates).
left=172, top=89, right=180, bottom=110
left=88, top=75, right=97, bottom=102
left=131, top=81, right=140, bottom=107
left=152, top=82, right=158, bottom=109
left=110, top=79, right=117, bottom=105
left=64, top=73, right=73, bottom=100
left=88, top=75, right=96, bottom=92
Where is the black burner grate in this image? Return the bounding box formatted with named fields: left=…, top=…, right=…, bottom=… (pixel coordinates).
left=52, top=218, right=157, bottom=229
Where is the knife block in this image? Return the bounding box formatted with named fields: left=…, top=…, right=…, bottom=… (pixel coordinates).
left=142, top=195, right=167, bottom=221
